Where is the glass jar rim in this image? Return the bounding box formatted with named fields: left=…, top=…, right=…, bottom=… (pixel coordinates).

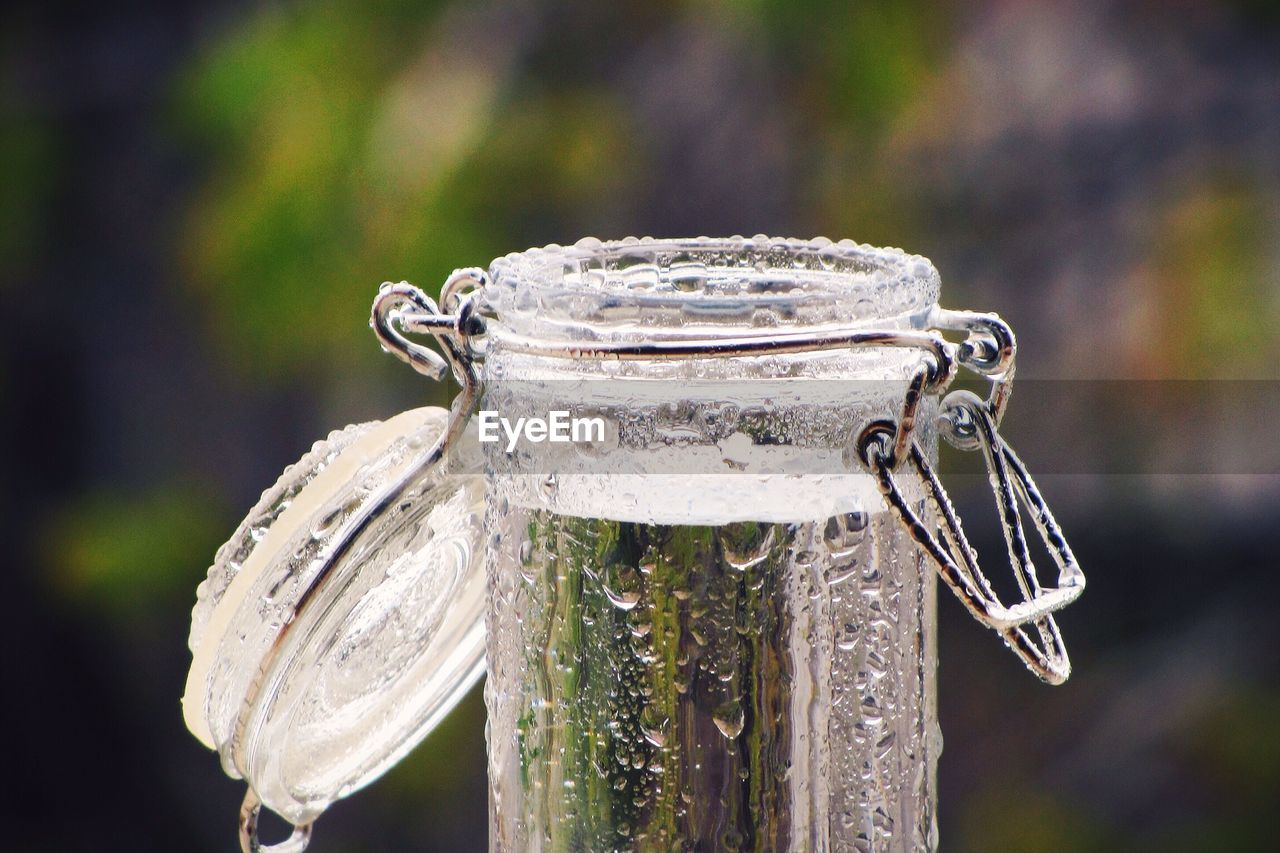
left=484, top=235, right=940, bottom=340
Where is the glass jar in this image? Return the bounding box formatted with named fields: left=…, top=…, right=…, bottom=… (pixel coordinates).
left=183, top=235, right=1084, bottom=853
left=479, top=237, right=942, bottom=850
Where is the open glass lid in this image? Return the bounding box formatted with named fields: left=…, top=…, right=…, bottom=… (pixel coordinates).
left=182, top=405, right=486, bottom=837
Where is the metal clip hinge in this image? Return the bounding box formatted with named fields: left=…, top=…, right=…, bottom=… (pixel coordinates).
left=858, top=391, right=1084, bottom=684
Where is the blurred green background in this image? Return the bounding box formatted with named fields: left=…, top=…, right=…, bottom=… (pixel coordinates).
left=3, top=0, right=1280, bottom=850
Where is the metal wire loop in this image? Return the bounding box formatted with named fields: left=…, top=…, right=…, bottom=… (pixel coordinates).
left=930, top=308, right=1015, bottom=377
left=854, top=360, right=934, bottom=472
left=239, top=789, right=312, bottom=853
left=931, top=308, right=1017, bottom=440
left=439, top=266, right=489, bottom=313
left=856, top=391, right=1084, bottom=683
left=889, top=363, right=933, bottom=469
left=372, top=275, right=488, bottom=383
left=370, top=282, right=452, bottom=381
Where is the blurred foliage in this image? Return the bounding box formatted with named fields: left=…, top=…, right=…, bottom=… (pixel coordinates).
left=0, top=66, right=58, bottom=284
left=736, top=0, right=947, bottom=244
left=174, top=0, right=641, bottom=377
left=172, top=0, right=956, bottom=378
left=953, top=683, right=1280, bottom=852
left=1154, top=180, right=1278, bottom=378
left=743, top=0, right=945, bottom=131
left=43, top=485, right=225, bottom=619
left=956, top=787, right=1116, bottom=853
left=1180, top=687, right=1280, bottom=820
left=174, top=0, right=452, bottom=375
left=0, top=118, right=56, bottom=281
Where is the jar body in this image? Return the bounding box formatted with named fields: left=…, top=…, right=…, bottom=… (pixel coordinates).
left=481, top=239, right=942, bottom=851
left=484, top=499, right=938, bottom=851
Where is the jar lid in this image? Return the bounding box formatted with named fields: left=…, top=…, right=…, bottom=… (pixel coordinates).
left=182, top=406, right=486, bottom=826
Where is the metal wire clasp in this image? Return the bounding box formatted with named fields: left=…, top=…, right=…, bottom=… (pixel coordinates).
left=371, top=268, right=489, bottom=381
left=373, top=275, right=1084, bottom=684
left=370, top=268, right=488, bottom=465
left=858, top=313, right=1084, bottom=684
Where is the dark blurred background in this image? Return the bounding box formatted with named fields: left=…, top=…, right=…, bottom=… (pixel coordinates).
left=3, top=0, right=1279, bottom=850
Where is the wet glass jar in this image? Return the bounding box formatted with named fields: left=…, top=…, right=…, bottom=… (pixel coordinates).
left=184, top=235, right=1084, bottom=853
left=479, top=238, right=942, bottom=850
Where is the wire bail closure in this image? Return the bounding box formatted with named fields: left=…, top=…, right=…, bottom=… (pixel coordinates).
left=371, top=274, right=1083, bottom=686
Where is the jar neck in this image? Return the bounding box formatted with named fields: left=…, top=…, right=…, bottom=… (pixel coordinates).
left=475, top=237, right=941, bottom=525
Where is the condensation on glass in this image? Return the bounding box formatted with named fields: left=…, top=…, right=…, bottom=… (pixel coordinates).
left=480, top=239, right=942, bottom=851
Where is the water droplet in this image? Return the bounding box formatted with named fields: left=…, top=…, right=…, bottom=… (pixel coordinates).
left=718, top=523, right=776, bottom=571
left=823, top=511, right=867, bottom=557
left=642, top=723, right=668, bottom=748
left=669, top=261, right=708, bottom=292
left=540, top=473, right=558, bottom=499
left=712, top=700, right=745, bottom=739
left=602, top=564, right=642, bottom=610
